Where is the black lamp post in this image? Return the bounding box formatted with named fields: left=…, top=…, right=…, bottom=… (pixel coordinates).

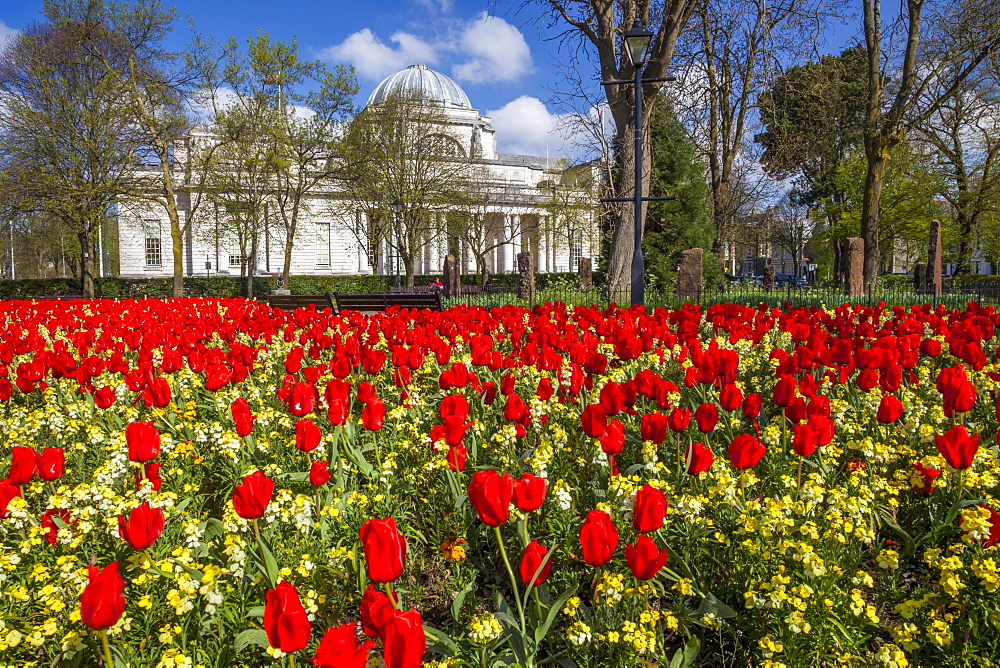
left=390, top=199, right=403, bottom=289
left=600, top=14, right=674, bottom=307
left=624, top=15, right=653, bottom=306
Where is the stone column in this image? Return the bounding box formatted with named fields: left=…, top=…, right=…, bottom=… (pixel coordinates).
left=845, top=237, right=865, bottom=296
left=578, top=257, right=593, bottom=290
left=676, top=249, right=703, bottom=298
left=913, top=262, right=927, bottom=293
left=763, top=265, right=776, bottom=292
left=501, top=216, right=515, bottom=273
left=517, top=251, right=535, bottom=301
left=443, top=254, right=460, bottom=298
left=929, top=219, right=943, bottom=297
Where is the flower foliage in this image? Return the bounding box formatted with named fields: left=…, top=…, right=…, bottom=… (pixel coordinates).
left=0, top=298, right=997, bottom=666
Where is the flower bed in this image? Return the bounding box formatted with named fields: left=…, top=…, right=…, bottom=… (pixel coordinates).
left=0, top=298, right=998, bottom=667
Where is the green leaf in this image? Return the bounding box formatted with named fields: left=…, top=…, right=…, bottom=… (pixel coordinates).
left=696, top=592, right=737, bottom=619
left=451, top=581, right=474, bottom=623
left=246, top=606, right=265, bottom=618
left=424, top=626, right=461, bottom=656
left=233, top=628, right=269, bottom=653
left=255, top=534, right=279, bottom=588
left=669, top=636, right=701, bottom=668
left=174, top=497, right=193, bottom=513
left=535, top=584, right=578, bottom=644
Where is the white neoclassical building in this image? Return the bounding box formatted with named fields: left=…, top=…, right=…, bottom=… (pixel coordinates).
left=116, top=64, right=599, bottom=281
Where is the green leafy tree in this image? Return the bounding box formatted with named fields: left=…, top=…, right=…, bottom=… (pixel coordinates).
left=824, top=141, right=945, bottom=272
left=644, top=98, right=715, bottom=290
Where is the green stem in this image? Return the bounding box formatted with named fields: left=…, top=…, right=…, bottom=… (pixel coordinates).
left=796, top=458, right=803, bottom=501
left=99, top=629, right=113, bottom=668
left=385, top=581, right=400, bottom=610
left=288, top=654, right=296, bottom=668
left=493, top=525, right=525, bottom=633
left=253, top=518, right=262, bottom=543
left=534, top=587, right=543, bottom=624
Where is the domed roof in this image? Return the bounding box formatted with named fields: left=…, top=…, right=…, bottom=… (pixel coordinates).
left=367, top=64, right=472, bottom=109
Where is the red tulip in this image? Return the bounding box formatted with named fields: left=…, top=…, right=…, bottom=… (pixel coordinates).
left=504, top=393, right=528, bottom=421
left=231, top=398, right=255, bottom=437
left=144, top=376, right=171, bottom=408
left=772, top=374, right=797, bottom=407
left=728, top=433, right=766, bottom=469
left=719, top=384, right=743, bottom=411
left=80, top=562, right=126, bottom=630
left=876, top=395, right=904, bottom=424
left=117, top=502, right=165, bottom=551
left=232, top=470, right=274, bottom=519
left=138, top=462, right=162, bottom=491
left=446, top=444, right=468, bottom=471
left=359, top=517, right=407, bottom=583
left=312, top=623, right=376, bottom=668
left=440, top=394, right=469, bottom=422
left=513, top=473, right=547, bottom=512
left=204, top=364, right=233, bottom=391
left=288, top=382, right=316, bottom=417
left=742, top=392, right=762, bottom=418
left=935, top=425, right=980, bottom=470
left=579, top=510, right=618, bottom=566
left=442, top=416, right=471, bottom=446
left=632, top=484, right=667, bottom=533
left=625, top=535, right=669, bottom=581
left=361, top=398, right=385, bottom=431
left=7, top=446, right=37, bottom=485
left=580, top=404, right=607, bottom=438
left=41, top=507, right=73, bottom=545
left=382, top=609, right=426, bottom=668
left=94, top=385, right=117, bottom=409
left=309, top=460, right=330, bottom=486
left=911, top=462, right=940, bottom=496
left=791, top=421, right=821, bottom=457
left=642, top=412, right=670, bottom=444
left=295, top=419, right=322, bottom=452
left=519, top=540, right=552, bottom=586
left=360, top=585, right=396, bottom=638
left=38, top=447, right=64, bottom=481
left=467, top=469, right=514, bottom=526
left=263, top=580, right=311, bottom=654
left=694, top=403, right=719, bottom=433
left=0, top=479, right=22, bottom=518
left=536, top=377, right=554, bottom=401
left=686, top=442, right=714, bottom=475
left=665, top=407, right=690, bottom=434
left=599, top=381, right=625, bottom=415
left=920, top=338, right=942, bottom=357
left=599, top=419, right=625, bottom=455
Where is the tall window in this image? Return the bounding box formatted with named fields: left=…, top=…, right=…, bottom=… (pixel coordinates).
left=143, top=220, right=161, bottom=267
left=229, top=239, right=242, bottom=268
left=570, top=230, right=583, bottom=271
left=316, top=222, right=331, bottom=266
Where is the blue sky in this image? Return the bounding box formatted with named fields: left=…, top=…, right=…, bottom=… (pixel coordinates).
left=0, top=1, right=861, bottom=160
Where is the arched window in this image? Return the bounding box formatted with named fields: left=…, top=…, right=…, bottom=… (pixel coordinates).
left=420, top=134, right=465, bottom=157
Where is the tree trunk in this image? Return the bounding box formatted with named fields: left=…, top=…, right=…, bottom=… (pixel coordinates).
left=78, top=229, right=94, bottom=298
left=170, top=221, right=184, bottom=297
left=861, top=145, right=889, bottom=290
left=602, top=125, right=650, bottom=299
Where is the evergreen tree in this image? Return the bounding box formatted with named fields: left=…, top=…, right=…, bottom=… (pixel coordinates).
left=644, top=97, right=715, bottom=290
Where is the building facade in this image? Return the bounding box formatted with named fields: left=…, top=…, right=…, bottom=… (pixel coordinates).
left=117, top=65, right=598, bottom=282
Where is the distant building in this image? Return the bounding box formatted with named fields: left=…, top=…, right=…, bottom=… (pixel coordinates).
left=116, top=64, right=598, bottom=280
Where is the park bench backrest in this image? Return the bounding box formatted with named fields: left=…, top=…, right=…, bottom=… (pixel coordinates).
left=266, top=294, right=335, bottom=312
left=334, top=292, right=443, bottom=313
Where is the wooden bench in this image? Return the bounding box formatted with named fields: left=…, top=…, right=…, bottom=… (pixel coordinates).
left=266, top=293, right=335, bottom=312
left=33, top=294, right=88, bottom=301
left=334, top=292, right=443, bottom=313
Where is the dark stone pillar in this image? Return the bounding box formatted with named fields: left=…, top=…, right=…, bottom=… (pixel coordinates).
left=913, top=262, right=927, bottom=293
left=929, top=219, right=943, bottom=297
left=443, top=254, right=460, bottom=298
left=763, top=265, right=776, bottom=292
left=676, top=248, right=703, bottom=299
left=578, top=257, right=592, bottom=290
left=517, top=251, right=534, bottom=301
left=846, top=237, right=865, bottom=296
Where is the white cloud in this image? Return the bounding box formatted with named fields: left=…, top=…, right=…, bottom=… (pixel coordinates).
left=488, top=96, right=575, bottom=157
left=321, top=29, right=439, bottom=81
left=323, top=14, right=533, bottom=85
left=451, top=14, right=532, bottom=83
left=0, top=20, right=22, bottom=48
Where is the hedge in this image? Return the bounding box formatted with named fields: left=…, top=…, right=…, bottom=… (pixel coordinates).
left=0, top=272, right=587, bottom=299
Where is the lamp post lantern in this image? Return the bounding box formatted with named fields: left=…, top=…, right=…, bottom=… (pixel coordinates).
left=390, top=199, right=403, bottom=289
